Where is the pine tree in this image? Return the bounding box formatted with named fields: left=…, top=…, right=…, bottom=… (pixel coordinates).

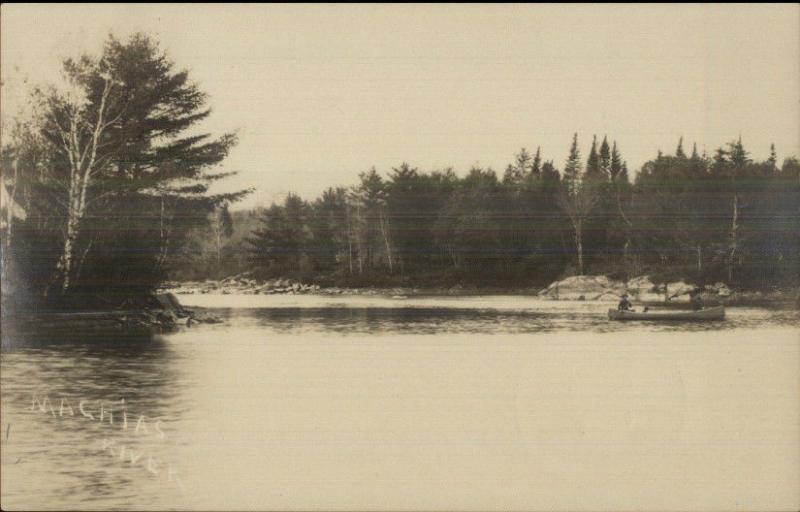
left=691, top=142, right=700, bottom=161
left=313, top=187, right=349, bottom=272
left=355, top=167, right=389, bottom=269
left=730, top=137, right=750, bottom=166
left=26, top=33, right=249, bottom=302
left=768, top=143, right=777, bottom=169
left=676, top=137, right=686, bottom=158
left=541, top=160, right=560, bottom=182
left=503, top=148, right=532, bottom=184
left=247, top=204, right=288, bottom=275
left=608, top=141, right=633, bottom=271
left=599, top=136, right=611, bottom=176
left=531, top=147, right=542, bottom=176
left=386, top=162, right=423, bottom=273
left=563, top=134, right=582, bottom=196
left=247, top=194, right=307, bottom=276
left=585, top=135, right=600, bottom=179
left=713, top=147, right=729, bottom=165
left=610, top=141, right=623, bottom=180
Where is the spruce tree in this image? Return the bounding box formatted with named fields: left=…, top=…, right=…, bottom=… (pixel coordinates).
left=610, top=141, right=623, bottom=180
left=599, top=136, right=611, bottom=176
left=676, top=137, right=686, bottom=158
left=768, top=144, right=777, bottom=169
left=585, top=135, right=600, bottom=179
left=730, top=137, right=749, bottom=166
left=531, top=147, right=542, bottom=176
left=563, top=133, right=582, bottom=196
left=503, top=148, right=532, bottom=184
left=247, top=194, right=307, bottom=276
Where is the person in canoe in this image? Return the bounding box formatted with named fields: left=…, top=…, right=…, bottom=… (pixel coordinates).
left=617, top=293, right=633, bottom=311
left=689, top=288, right=704, bottom=310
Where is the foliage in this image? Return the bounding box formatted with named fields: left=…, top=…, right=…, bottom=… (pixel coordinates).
left=1, top=33, right=249, bottom=310
left=219, top=137, right=797, bottom=290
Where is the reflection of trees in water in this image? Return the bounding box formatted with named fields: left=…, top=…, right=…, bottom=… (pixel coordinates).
left=1, top=335, right=188, bottom=508
left=224, top=307, right=800, bottom=336
left=235, top=307, right=584, bottom=335
left=1, top=334, right=187, bottom=422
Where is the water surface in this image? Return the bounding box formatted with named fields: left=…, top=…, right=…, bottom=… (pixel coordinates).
left=2, top=296, right=798, bottom=510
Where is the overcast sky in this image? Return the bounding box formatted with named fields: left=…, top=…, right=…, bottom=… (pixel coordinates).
left=2, top=4, right=798, bottom=208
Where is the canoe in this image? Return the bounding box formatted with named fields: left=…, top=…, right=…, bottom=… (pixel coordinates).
left=608, top=306, right=725, bottom=321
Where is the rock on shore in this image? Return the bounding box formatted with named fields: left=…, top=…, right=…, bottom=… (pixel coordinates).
left=537, top=275, right=730, bottom=302
left=160, top=275, right=410, bottom=297
left=163, top=275, right=320, bottom=296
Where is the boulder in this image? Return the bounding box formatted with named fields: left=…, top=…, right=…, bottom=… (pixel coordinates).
left=636, top=291, right=665, bottom=302
left=597, top=291, right=621, bottom=302
left=666, top=280, right=695, bottom=302
left=539, top=275, right=625, bottom=300
left=713, top=282, right=731, bottom=297
left=626, top=275, right=656, bottom=293
left=625, top=275, right=664, bottom=302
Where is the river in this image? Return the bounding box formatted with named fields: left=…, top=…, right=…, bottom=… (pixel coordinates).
left=2, top=295, right=798, bottom=510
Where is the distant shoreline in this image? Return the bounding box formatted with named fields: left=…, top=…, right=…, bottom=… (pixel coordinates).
left=162, top=277, right=799, bottom=309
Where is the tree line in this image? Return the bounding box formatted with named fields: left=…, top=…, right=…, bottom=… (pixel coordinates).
left=240, top=136, right=798, bottom=289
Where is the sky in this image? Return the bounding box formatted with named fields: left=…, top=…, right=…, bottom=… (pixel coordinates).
left=2, top=4, right=798, bottom=209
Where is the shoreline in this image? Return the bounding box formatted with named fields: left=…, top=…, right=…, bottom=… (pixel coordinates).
left=3, top=278, right=795, bottom=342
left=161, top=277, right=800, bottom=309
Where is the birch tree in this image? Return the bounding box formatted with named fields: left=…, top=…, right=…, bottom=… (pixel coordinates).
left=40, top=72, right=125, bottom=294
left=557, top=133, right=598, bottom=275
left=210, top=204, right=234, bottom=266
left=13, top=33, right=249, bottom=303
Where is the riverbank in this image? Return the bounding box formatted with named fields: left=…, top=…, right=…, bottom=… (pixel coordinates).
left=160, top=274, right=799, bottom=309
left=1, top=292, right=222, bottom=345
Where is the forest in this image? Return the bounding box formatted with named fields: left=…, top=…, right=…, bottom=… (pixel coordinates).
left=178, top=137, right=799, bottom=292
left=2, top=33, right=798, bottom=315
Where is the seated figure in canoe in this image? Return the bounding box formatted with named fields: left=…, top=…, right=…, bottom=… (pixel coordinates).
left=618, top=293, right=650, bottom=313
left=689, top=288, right=704, bottom=310
left=609, top=287, right=724, bottom=321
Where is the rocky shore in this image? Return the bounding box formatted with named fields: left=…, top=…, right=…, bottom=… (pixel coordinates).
left=536, top=275, right=726, bottom=302
left=161, top=274, right=412, bottom=298
left=535, top=275, right=798, bottom=307
left=162, top=272, right=798, bottom=308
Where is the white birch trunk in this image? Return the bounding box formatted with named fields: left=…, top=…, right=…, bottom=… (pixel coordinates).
left=379, top=208, right=393, bottom=274
left=728, top=194, right=739, bottom=282
left=48, top=77, right=118, bottom=295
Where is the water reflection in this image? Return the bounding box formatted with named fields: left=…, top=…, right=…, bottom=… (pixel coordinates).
left=202, top=304, right=800, bottom=336
left=2, top=300, right=798, bottom=510
left=1, top=335, right=191, bottom=510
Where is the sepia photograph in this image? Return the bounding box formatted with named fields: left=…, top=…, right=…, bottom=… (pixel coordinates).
left=1, top=3, right=798, bottom=511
